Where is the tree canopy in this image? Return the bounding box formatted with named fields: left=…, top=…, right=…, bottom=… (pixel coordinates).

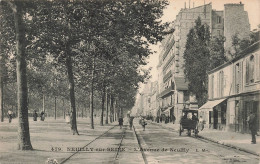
left=0, top=0, right=171, bottom=149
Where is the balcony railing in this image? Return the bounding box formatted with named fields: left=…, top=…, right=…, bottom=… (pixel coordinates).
left=163, top=70, right=172, bottom=83
left=159, top=86, right=174, bottom=98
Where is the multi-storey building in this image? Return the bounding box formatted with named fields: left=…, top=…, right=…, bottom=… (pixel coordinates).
left=200, top=41, right=260, bottom=133
left=156, top=2, right=250, bottom=123
left=150, top=81, right=159, bottom=119
left=135, top=81, right=159, bottom=118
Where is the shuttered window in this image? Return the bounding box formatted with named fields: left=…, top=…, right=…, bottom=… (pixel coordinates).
left=219, top=71, right=224, bottom=97
left=246, top=59, right=249, bottom=84
left=211, top=75, right=214, bottom=98
left=249, top=55, right=255, bottom=83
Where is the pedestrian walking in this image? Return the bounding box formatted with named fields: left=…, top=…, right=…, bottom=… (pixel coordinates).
left=199, top=116, right=205, bottom=131
left=33, top=110, right=38, bottom=121
left=8, top=110, right=13, bottom=123
left=119, top=117, right=124, bottom=129
left=127, top=110, right=131, bottom=118
left=129, top=116, right=134, bottom=130
left=139, top=117, right=147, bottom=131
left=40, top=111, right=45, bottom=121
left=248, top=112, right=257, bottom=144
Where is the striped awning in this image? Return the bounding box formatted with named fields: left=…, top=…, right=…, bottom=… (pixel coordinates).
left=199, top=98, right=226, bottom=111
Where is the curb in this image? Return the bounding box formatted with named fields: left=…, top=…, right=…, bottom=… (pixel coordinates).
left=149, top=121, right=260, bottom=157
left=197, top=135, right=260, bottom=157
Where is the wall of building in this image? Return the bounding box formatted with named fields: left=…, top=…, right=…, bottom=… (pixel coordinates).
left=175, top=4, right=212, bottom=76
left=208, top=64, right=232, bottom=99
left=211, top=10, right=224, bottom=37
left=207, top=45, right=260, bottom=132
left=224, top=3, right=250, bottom=52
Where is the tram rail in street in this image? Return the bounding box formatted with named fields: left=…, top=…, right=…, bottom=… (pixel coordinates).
left=150, top=121, right=259, bottom=158
left=60, top=124, right=147, bottom=164
left=113, top=127, right=126, bottom=161
left=133, top=125, right=148, bottom=164
left=60, top=125, right=117, bottom=164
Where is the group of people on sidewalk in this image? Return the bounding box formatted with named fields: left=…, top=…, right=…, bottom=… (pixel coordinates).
left=6, top=109, right=45, bottom=123
left=32, top=110, right=45, bottom=121
left=118, top=111, right=147, bottom=131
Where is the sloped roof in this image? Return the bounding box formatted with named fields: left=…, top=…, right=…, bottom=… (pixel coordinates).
left=208, top=41, right=260, bottom=74
left=174, top=77, right=189, bottom=90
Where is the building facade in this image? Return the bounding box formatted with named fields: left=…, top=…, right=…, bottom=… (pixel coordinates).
left=134, top=2, right=251, bottom=125
left=135, top=81, right=159, bottom=119
left=200, top=42, right=260, bottom=133
left=156, top=2, right=250, bottom=124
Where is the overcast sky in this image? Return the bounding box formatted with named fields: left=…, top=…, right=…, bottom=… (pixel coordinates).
left=145, top=0, right=260, bottom=82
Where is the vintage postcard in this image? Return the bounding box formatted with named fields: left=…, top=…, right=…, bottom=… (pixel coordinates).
left=0, top=0, right=259, bottom=163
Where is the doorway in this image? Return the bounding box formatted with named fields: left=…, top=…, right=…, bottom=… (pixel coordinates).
left=213, top=108, right=218, bottom=129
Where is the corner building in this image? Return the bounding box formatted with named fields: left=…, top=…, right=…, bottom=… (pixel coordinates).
left=200, top=42, right=260, bottom=133
left=157, top=2, right=250, bottom=124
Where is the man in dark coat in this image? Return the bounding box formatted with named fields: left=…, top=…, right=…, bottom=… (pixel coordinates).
left=119, top=117, right=123, bottom=129
left=33, top=110, right=38, bottom=121
left=129, top=116, right=134, bottom=130
left=40, top=111, right=45, bottom=121
left=248, top=112, right=257, bottom=144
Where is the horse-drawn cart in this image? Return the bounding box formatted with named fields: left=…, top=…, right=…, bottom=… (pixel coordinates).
left=179, top=109, right=199, bottom=137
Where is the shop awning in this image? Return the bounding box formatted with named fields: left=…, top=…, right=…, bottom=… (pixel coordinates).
left=199, top=98, right=226, bottom=111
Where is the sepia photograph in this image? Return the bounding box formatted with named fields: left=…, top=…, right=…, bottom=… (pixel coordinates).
left=0, top=0, right=259, bottom=163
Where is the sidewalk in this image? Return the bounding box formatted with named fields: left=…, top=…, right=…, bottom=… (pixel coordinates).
left=0, top=117, right=117, bottom=164
left=149, top=120, right=260, bottom=156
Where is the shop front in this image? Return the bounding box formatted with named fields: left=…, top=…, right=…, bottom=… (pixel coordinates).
left=199, top=98, right=227, bottom=130
left=240, top=93, right=260, bottom=133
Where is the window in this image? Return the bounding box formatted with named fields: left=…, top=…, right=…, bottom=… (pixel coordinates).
left=246, top=55, right=255, bottom=84
left=221, top=104, right=226, bottom=124
left=219, top=71, right=224, bottom=97
left=184, top=91, right=189, bottom=102
left=209, top=75, right=214, bottom=98
left=217, top=16, right=221, bottom=24
left=235, top=63, right=242, bottom=93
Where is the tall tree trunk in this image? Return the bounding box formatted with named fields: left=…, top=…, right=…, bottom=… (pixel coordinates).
left=105, top=90, right=109, bottom=124
left=110, top=95, right=114, bottom=122
left=54, top=97, right=56, bottom=120
left=63, top=99, right=65, bottom=119
left=117, top=101, right=120, bottom=119
left=0, top=55, right=4, bottom=122
left=76, top=104, right=78, bottom=118
left=100, top=82, right=106, bottom=126
left=90, top=79, right=94, bottom=129
left=84, top=104, right=87, bottom=118
left=90, top=55, right=95, bottom=129
left=81, top=105, right=83, bottom=118
left=114, top=99, right=117, bottom=121
left=12, top=1, right=33, bottom=150
left=65, top=47, right=79, bottom=135
left=42, top=95, right=45, bottom=113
